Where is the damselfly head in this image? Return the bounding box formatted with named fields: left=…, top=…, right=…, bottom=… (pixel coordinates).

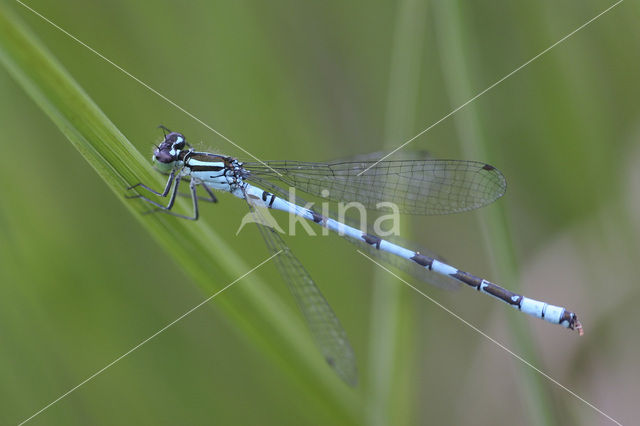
left=163, top=131, right=186, bottom=152
left=153, top=132, right=186, bottom=165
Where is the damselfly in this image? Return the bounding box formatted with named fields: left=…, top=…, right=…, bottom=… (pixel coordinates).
left=127, top=127, right=583, bottom=385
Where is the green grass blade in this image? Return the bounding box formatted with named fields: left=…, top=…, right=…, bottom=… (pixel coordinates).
left=0, top=5, right=358, bottom=423
left=432, top=1, right=556, bottom=424
left=366, top=1, right=427, bottom=425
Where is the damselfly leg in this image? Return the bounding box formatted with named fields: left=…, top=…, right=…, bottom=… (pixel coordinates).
left=190, top=182, right=218, bottom=203
left=127, top=169, right=176, bottom=197
left=128, top=172, right=200, bottom=220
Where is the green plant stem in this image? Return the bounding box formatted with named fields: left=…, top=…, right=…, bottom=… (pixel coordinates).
left=366, top=1, right=427, bottom=425
left=432, top=1, right=556, bottom=425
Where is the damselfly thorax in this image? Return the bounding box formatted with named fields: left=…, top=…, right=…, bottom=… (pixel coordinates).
left=151, top=130, right=249, bottom=198
left=179, top=151, right=248, bottom=195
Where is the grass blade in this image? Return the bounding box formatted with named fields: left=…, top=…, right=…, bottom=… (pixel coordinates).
left=432, top=1, right=557, bottom=424
left=366, top=1, right=427, bottom=425
left=0, top=4, right=358, bottom=423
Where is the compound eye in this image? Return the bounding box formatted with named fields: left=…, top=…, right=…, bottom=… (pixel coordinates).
left=155, top=150, right=174, bottom=164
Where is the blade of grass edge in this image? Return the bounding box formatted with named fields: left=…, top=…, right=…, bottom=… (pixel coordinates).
left=0, top=4, right=359, bottom=423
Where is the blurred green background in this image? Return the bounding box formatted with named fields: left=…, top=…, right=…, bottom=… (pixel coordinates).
left=0, top=0, right=638, bottom=425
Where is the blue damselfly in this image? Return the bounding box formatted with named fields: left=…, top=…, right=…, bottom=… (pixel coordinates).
left=128, top=127, right=582, bottom=385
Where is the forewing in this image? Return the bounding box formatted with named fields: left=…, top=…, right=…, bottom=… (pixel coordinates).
left=245, top=159, right=506, bottom=215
